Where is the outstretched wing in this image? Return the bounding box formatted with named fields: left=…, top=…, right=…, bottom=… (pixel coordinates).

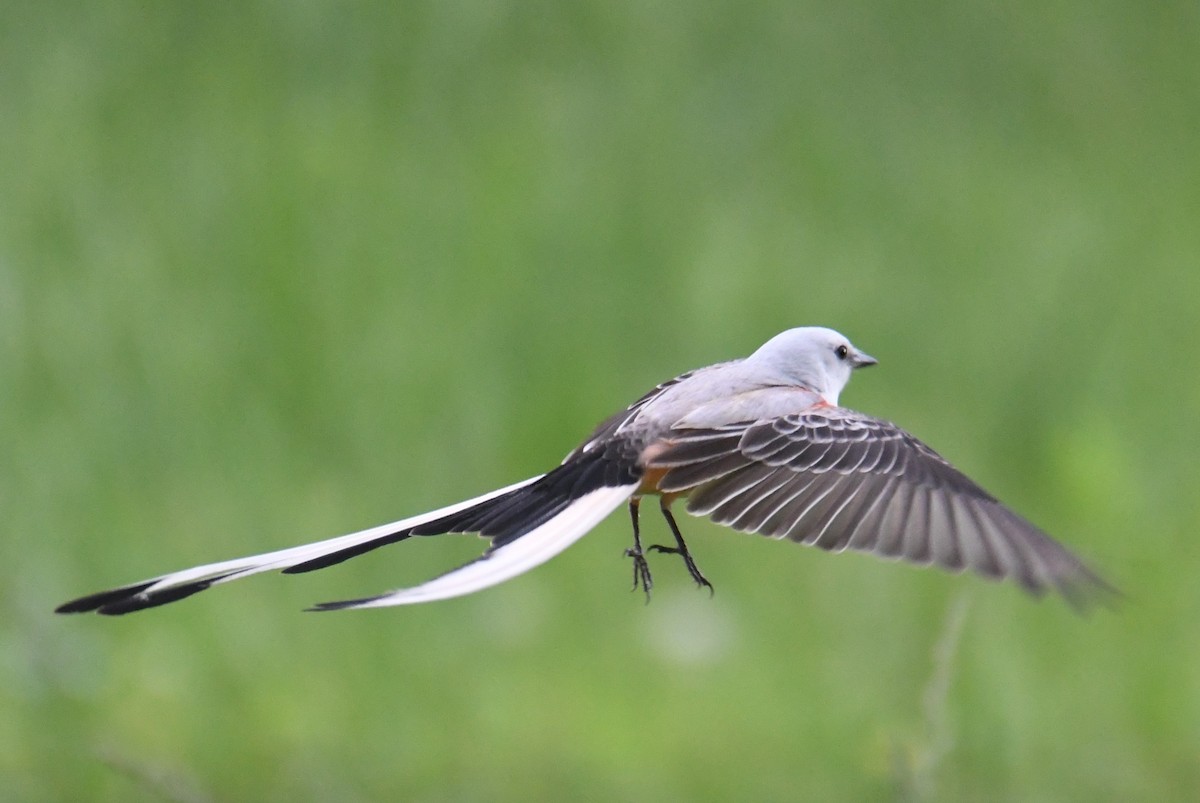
left=651, top=408, right=1113, bottom=607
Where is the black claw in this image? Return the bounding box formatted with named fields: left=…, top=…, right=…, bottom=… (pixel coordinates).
left=624, top=547, right=654, bottom=601
left=659, top=504, right=715, bottom=596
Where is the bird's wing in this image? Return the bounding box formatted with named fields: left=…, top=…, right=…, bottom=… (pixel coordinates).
left=651, top=408, right=1113, bottom=607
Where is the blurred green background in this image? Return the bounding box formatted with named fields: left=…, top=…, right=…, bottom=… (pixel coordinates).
left=4, top=2, right=1198, bottom=801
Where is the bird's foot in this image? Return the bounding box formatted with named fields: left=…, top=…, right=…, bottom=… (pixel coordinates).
left=648, top=544, right=714, bottom=596
left=624, top=547, right=654, bottom=602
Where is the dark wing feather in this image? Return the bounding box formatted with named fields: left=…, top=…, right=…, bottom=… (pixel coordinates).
left=653, top=408, right=1114, bottom=607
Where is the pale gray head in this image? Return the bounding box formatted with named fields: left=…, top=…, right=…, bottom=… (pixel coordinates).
left=748, top=326, right=877, bottom=405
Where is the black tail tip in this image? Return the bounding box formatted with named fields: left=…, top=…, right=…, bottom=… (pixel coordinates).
left=305, top=599, right=367, bottom=612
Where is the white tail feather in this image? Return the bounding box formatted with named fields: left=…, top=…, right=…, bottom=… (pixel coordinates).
left=323, top=484, right=639, bottom=609
left=132, top=476, right=544, bottom=598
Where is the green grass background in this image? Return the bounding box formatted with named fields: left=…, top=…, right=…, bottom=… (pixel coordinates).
left=4, top=2, right=1198, bottom=800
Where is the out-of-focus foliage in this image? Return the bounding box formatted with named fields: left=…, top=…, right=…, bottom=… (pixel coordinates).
left=3, top=2, right=1197, bottom=801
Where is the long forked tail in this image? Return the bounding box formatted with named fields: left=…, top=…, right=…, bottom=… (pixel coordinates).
left=311, top=483, right=637, bottom=610
left=54, top=477, right=543, bottom=615
left=56, top=452, right=640, bottom=615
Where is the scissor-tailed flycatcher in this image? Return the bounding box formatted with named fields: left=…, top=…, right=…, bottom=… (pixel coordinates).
left=56, top=327, right=1112, bottom=616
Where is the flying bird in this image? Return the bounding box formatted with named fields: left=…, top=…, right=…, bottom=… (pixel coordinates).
left=56, top=327, right=1112, bottom=616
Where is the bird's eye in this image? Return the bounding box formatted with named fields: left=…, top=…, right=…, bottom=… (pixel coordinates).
left=835, top=345, right=849, bottom=360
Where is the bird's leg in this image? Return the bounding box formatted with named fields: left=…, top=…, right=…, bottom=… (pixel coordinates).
left=649, top=499, right=714, bottom=595
left=623, top=497, right=654, bottom=601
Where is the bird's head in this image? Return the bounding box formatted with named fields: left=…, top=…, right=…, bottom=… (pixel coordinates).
left=750, top=326, right=876, bottom=405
